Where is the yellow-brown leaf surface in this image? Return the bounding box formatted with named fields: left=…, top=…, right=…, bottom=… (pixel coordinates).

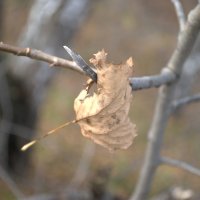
left=74, top=50, right=137, bottom=151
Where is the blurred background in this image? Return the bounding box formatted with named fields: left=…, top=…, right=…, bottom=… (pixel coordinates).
left=0, top=0, right=200, bottom=199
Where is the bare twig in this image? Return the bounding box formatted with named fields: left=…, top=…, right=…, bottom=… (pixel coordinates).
left=130, top=68, right=176, bottom=90
left=130, top=4, right=200, bottom=200
left=0, top=42, right=83, bottom=74
left=171, top=93, right=200, bottom=112
left=0, top=42, right=177, bottom=90
left=0, top=165, right=25, bottom=199
left=171, top=0, right=186, bottom=31
left=160, top=156, right=200, bottom=177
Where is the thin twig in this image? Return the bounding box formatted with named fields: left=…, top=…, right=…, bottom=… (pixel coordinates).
left=0, top=165, right=25, bottom=199
left=0, top=42, right=177, bottom=91
left=171, top=93, right=200, bottom=112
left=0, top=42, right=83, bottom=74
left=171, top=0, right=186, bottom=31
left=160, top=156, right=200, bottom=177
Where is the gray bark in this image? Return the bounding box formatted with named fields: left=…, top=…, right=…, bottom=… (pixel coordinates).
left=130, top=5, right=200, bottom=200
left=174, top=38, right=200, bottom=100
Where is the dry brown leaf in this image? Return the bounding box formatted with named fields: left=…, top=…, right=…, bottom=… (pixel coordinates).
left=74, top=50, right=137, bottom=151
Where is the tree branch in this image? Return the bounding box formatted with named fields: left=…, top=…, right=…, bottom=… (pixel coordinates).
left=0, top=42, right=177, bottom=91
left=171, top=93, right=200, bottom=112
left=0, top=42, right=83, bottom=74
left=160, top=156, right=200, bottom=177
left=129, top=68, right=176, bottom=90
left=130, top=4, right=200, bottom=200
left=171, top=0, right=186, bottom=31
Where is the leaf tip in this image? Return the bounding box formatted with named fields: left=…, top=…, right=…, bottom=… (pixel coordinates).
left=126, top=57, right=134, bottom=67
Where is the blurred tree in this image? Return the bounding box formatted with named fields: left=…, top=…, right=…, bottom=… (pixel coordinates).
left=0, top=0, right=95, bottom=175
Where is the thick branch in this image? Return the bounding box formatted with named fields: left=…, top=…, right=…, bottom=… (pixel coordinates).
left=171, top=93, right=200, bottom=112
left=171, top=0, right=186, bottom=31
left=160, top=156, right=200, bottom=177
left=0, top=42, right=177, bottom=90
